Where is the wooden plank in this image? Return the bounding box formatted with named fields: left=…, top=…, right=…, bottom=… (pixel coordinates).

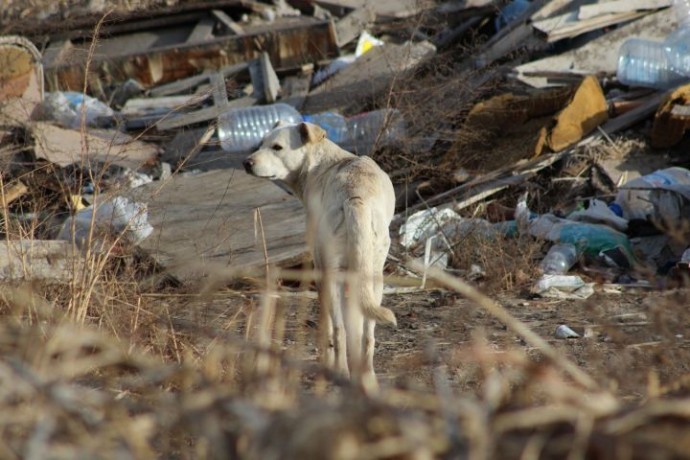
left=210, top=72, right=229, bottom=109
left=303, top=40, right=436, bottom=114
left=314, top=0, right=429, bottom=18
left=281, top=72, right=312, bottom=110
left=578, top=0, right=672, bottom=20
left=534, top=10, right=646, bottom=43
left=248, top=52, right=280, bottom=103
left=516, top=7, right=676, bottom=87
left=186, top=17, right=216, bottom=43
left=392, top=151, right=569, bottom=224
left=148, top=62, right=248, bottom=97
left=155, top=95, right=257, bottom=131
left=334, top=6, right=375, bottom=47
left=0, top=240, right=85, bottom=282
left=599, top=92, right=665, bottom=136
left=12, top=1, right=252, bottom=40
left=161, top=125, right=215, bottom=167
left=121, top=94, right=208, bottom=116
left=30, top=122, right=160, bottom=170
left=531, top=0, right=576, bottom=21
left=475, top=23, right=535, bottom=68
left=44, top=19, right=339, bottom=91
left=131, top=169, right=307, bottom=282
left=41, top=40, right=73, bottom=68
left=467, top=0, right=547, bottom=70
left=211, top=9, right=245, bottom=35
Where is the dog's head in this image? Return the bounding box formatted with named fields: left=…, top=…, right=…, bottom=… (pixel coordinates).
left=242, top=121, right=326, bottom=183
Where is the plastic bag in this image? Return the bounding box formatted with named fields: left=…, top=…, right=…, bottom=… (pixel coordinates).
left=58, top=196, right=153, bottom=249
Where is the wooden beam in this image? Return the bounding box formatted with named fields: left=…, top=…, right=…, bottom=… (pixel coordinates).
left=131, top=169, right=307, bottom=283
left=334, top=6, right=375, bottom=47
left=281, top=70, right=313, bottom=110
left=249, top=52, right=280, bottom=103
left=155, top=95, right=257, bottom=131
left=186, top=17, right=216, bottom=44
left=578, top=0, right=671, bottom=20
left=162, top=125, right=215, bottom=167
left=44, top=20, right=338, bottom=91
left=148, top=62, right=248, bottom=97
left=211, top=9, right=246, bottom=35
left=210, top=72, right=229, bottom=109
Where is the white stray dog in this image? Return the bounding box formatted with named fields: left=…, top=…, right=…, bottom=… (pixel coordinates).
left=243, top=122, right=396, bottom=388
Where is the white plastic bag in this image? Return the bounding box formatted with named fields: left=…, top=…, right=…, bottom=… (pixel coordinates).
left=58, top=196, right=153, bottom=249
left=41, top=91, right=115, bottom=129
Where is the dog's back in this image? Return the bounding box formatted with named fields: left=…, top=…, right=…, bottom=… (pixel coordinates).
left=313, top=155, right=396, bottom=325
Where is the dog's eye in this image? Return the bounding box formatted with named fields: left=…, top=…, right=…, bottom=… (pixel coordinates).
left=272, top=144, right=283, bottom=151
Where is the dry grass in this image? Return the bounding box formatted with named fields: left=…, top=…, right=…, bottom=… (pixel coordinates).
left=2, top=254, right=690, bottom=459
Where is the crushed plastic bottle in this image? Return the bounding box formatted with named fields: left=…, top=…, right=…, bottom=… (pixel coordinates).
left=540, top=243, right=579, bottom=275
left=614, top=167, right=690, bottom=222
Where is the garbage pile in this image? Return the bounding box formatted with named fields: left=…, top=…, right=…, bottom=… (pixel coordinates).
left=0, top=0, right=690, bottom=288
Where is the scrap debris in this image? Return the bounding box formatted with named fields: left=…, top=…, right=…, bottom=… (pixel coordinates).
left=0, top=0, right=688, bottom=289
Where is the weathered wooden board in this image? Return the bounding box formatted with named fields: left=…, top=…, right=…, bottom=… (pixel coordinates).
left=534, top=10, right=647, bottom=43
left=314, top=0, right=431, bottom=18
left=30, top=122, right=160, bottom=170
left=303, top=40, right=436, bottom=114
left=0, top=240, right=84, bottom=282
left=516, top=8, right=676, bottom=87
left=131, top=169, right=307, bottom=282
left=578, top=0, right=671, bottom=20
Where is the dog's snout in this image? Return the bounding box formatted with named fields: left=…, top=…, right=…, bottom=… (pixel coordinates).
left=243, top=158, right=255, bottom=174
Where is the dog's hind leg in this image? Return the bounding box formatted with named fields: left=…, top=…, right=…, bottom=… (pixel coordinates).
left=344, top=273, right=364, bottom=381
left=317, top=288, right=335, bottom=369
left=362, top=318, right=377, bottom=390
left=362, top=233, right=389, bottom=390
left=319, top=265, right=349, bottom=377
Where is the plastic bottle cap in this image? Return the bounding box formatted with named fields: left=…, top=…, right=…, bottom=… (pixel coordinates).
left=608, top=202, right=623, bottom=217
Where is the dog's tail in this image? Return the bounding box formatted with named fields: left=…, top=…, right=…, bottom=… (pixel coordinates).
left=344, top=198, right=397, bottom=326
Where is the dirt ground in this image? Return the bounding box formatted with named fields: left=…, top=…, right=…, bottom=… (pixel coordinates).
left=167, top=273, right=690, bottom=402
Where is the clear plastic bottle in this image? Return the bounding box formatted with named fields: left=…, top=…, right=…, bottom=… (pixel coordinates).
left=217, top=103, right=302, bottom=153
left=304, top=108, right=406, bottom=155
left=617, top=0, right=690, bottom=89
left=540, top=243, right=579, bottom=275
left=617, top=39, right=687, bottom=89
left=342, top=109, right=406, bottom=155
left=302, top=112, right=348, bottom=143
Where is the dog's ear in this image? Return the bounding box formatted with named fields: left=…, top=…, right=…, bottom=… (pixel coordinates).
left=299, top=122, right=326, bottom=144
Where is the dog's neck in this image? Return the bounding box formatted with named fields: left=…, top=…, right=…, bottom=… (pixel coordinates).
left=287, top=143, right=354, bottom=202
